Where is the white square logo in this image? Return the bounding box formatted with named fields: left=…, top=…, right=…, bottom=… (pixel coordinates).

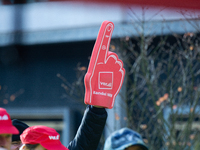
left=98, top=72, right=113, bottom=89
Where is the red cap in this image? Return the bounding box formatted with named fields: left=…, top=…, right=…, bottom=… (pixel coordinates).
left=20, top=125, right=69, bottom=150
left=0, top=108, right=19, bottom=134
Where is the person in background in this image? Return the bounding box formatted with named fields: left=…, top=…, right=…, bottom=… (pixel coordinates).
left=11, top=119, right=29, bottom=150
left=0, top=108, right=19, bottom=150
left=104, top=127, right=148, bottom=150
left=20, top=125, right=68, bottom=150
left=19, top=105, right=107, bottom=150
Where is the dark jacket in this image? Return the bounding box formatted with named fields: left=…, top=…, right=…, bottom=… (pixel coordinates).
left=67, top=105, right=108, bottom=150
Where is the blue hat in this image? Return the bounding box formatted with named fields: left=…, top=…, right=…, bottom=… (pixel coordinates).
left=104, top=127, right=148, bottom=150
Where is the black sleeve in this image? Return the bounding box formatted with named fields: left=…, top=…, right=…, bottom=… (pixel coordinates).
left=67, top=105, right=107, bottom=150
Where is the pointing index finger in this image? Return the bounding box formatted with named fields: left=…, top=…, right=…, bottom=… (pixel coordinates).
left=94, top=21, right=114, bottom=64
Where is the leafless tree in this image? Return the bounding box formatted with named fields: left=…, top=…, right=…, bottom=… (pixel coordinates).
left=111, top=8, right=200, bottom=150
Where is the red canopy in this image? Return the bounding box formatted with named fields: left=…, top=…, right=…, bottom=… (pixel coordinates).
left=78, top=0, right=200, bottom=10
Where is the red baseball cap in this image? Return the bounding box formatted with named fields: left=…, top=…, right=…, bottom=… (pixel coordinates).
left=0, top=108, right=19, bottom=134
left=20, top=125, right=69, bottom=150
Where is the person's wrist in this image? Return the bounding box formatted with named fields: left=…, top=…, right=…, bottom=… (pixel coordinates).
left=89, top=105, right=106, bottom=114
left=93, top=105, right=104, bottom=108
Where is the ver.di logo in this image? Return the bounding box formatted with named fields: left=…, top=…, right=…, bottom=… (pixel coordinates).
left=98, top=72, right=113, bottom=89
left=49, top=135, right=59, bottom=140
left=0, top=115, right=8, bottom=120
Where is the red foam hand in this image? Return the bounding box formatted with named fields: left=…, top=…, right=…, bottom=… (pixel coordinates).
left=84, top=21, right=125, bottom=109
